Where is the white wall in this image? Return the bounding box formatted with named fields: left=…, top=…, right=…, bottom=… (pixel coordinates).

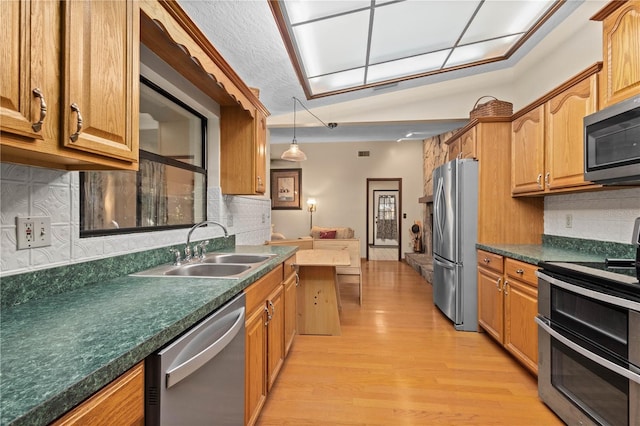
left=511, top=0, right=605, bottom=110
left=0, top=163, right=270, bottom=276
left=270, top=140, right=424, bottom=257
left=544, top=188, right=640, bottom=244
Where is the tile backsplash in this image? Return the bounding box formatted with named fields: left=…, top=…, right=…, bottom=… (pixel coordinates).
left=0, top=163, right=271, bottom=276
left=544, top=187, right=640, bottom=244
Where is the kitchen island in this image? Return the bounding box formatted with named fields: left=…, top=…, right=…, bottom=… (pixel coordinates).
left=0, top=244, right=297, bottom=426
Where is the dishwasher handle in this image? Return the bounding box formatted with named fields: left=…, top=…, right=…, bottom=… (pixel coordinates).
left=165, top=306, right=245, bottom=389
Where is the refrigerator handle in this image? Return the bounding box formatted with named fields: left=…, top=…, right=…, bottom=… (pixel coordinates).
left=434, top=177, right=445, bottom=240
left=433, top=257, right=455, bottom=270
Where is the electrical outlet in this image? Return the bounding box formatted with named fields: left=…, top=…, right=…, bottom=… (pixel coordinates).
left=227, top=215, right=233, bottom=227
left=261, top=213, right=265, bottom=224
left=16, top=216, right=51, bottom=250
left=565, top=214, right=573, bottom=228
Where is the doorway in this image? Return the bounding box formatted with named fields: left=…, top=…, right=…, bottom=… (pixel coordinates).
left=366, top=178, right=402, bottom=261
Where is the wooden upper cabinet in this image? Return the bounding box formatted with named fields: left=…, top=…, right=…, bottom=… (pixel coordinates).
left=1, top=0, right=139, bottom=170
left=511, top=106, right=545, bottom=194
left=593, top=1, right=640, bottom=108
left=447, top=139, right=460, bottom=161
left=63, top=0, right=139, bottom=163
left=255, top=110, right=267, bottom=194
left=0, top=1, right=53, bottom=142
left=460, top=127, right=476, bottom=159
left=545, top=74, right=598, bottom=190
left=447, top=127, right=476, bottom=161
left=511, top=66, right=600, bottom=195
left=220, top=106, right=267, bottom=195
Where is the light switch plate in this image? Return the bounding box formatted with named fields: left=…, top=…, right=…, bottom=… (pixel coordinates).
left=16, top=216, right=52, bottom=250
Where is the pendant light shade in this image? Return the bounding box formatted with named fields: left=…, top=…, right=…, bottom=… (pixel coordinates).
left=281, top=97, right=307, bottom=161
left=281, top=139, right=307, bottom=161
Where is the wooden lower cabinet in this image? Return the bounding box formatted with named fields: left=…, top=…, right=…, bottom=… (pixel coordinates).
left=477, top=265, right=504, bottom=342
left=477, top=250, right=539, bottom=375
left=283, top=256, right=298, bottom=356
left=51, top=362, right=144, bottom=425
left=244, top=256, right=297, bottom=426
left=266, top=284, right=284, bottom=390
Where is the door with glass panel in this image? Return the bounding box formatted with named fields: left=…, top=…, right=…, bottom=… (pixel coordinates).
left=373, top=190, right=399, bottom=246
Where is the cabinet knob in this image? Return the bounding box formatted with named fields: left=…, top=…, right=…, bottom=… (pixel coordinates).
left=516, top=269, right=524, bottom=275
left=31, top=88, right=47, bottom=132
left=483, top=258, right=490, bottom=263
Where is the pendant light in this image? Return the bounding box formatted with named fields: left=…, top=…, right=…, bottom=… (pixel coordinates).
left=280, top=97, right=338, bottom=161
left=281, top=98, right=307, bottom=161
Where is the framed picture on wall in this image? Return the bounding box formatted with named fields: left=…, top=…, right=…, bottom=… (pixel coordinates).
left=271, top=168, right=302, bottom=210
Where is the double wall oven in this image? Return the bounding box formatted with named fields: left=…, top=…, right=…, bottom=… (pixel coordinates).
left=535, top=219, right=640, bottom=425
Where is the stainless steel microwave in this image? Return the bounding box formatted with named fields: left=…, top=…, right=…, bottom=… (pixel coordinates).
left=584, top=94, right=640, bottom=184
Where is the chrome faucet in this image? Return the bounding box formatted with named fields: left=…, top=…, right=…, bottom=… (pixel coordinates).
left=185, top=221, right=229, bottom=261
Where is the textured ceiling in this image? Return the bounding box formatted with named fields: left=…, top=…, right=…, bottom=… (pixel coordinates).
left=175, top=0, right=588, bottom=144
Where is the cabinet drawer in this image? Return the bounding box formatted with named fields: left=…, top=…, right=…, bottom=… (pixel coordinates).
left=477, top=250, right=504, bottom=273
left=505, top=258, right=538, bottom=287
left=244, top=265, right=283, bottom=313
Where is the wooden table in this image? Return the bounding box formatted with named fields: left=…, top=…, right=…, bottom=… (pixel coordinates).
left=294, top=249, right=350, bottom=336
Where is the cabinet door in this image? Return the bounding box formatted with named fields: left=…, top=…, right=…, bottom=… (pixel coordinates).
left=245, top=305, right=267, bottom=426
left=255, top=110, right=267, bottom=194
left=511, top=106, right=545, bottom=194
left=503, top=279, right=538, bottom=375
left=601, top=2, right=640, bottom=108
left=477, top=266, right=504, bottom=343
left=62, top=0, right=139, bottom=163
left=1, top=0, right=57, bottom=142
left=283, top=271, right=297, bottom=356
left=545, top=75, right=598, bottom=190
left=220, top=105, right=264, bottom=195
left=460, top=127, right=476, bottom=159
left=447, top=139, right=460, bottom=161
left=52, top=362, right=144, bottom=425
left=266, top=284, right=285, bottom=391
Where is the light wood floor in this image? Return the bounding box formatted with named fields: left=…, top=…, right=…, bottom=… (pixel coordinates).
left=257, top=260, right=563, bottom=425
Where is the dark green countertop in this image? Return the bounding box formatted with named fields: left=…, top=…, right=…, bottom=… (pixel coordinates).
left=476, top=243, right=606, bottom=265
left=0, top=245, right=297, bottom=426
left=477, top=235, right=635, bottom=265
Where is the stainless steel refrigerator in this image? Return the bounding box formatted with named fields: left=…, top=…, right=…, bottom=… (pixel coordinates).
left=432, top=158, right=478, bottom=331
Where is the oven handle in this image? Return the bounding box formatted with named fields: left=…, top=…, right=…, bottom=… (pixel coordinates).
left=536, top=271, right=640, bottom=312
left=535, top=316, right=640, bottom=385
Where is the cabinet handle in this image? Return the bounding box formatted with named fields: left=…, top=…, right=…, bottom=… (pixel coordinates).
left=536, top=173, right=542, bottom=189
left=295, top=272, right=300, bottom=287
left=31, top=88, right=47, bottom=132
left=69, top=103, right=83, bottom=142
left=516, top=269, right=524, bottom=275
left=504, top=281, right=509, bottom=295
left=496, top=277, right=502, bottom=292
left=268, top=300, right=275, bottom=317
left=483, top=258, right=490, bottom=264
left=264, top=305, right=270, bottom=326
left=545, top=172, right=550, bottom=188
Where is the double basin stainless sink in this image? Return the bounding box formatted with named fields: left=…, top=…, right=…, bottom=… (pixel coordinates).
left=132, top=253, right=277, bottom=279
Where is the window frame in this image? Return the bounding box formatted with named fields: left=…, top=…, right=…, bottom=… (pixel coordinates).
left=79, top=76, right=208, bottom=238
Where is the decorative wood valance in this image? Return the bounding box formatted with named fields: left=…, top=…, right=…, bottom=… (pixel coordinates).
left=140, top=0, right=269, bottom=117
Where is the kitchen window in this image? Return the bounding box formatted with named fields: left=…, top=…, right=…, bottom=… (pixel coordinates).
left=80, top=77, right=207, bottom=237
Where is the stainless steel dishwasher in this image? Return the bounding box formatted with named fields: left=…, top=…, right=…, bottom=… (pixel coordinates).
left=145, top=293, right=245, bottom=425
